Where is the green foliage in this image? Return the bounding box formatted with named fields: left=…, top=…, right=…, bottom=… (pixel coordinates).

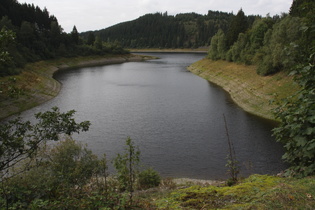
left=71, top=25, right=79, bottom=45
left=0, top=134, right=150, bottom=209
left=94, top=35, right=103, bottom=50
left=0, top=138, right=123, bottom=209
left=273, top=53, right=315, bottom=177
left=223, top=14, right=307, bottom=75
left=154, top=174, right=283, bottom=209
left=0, top=28, right=17, bottom=76
left=83, top=11, right=234, bottom=49
left=86, top=31, right=95, bottom=45
left=0, top=1, right=129, bottom=77
left=113, top=137, right=140, bottom=206
left=226, top=9, right=248, bottom=47
left=138, top=168, right=161, bottom=189
left=153, top=174, right=315, bottom=209
left=226, top=32, right=249, bottom=63
left=0, top=107, right=93, bottom=209
left=49, top=138, right=99, bottom=188
left=258, top=15, right=305, bottom=75
left=207, top=0, right=313, bottom=76
left=0, top=107, right=90, bottom=179
left=290, top=0, right=315, bottom=19
left=0, top=106, right=159, bottom=209
left=0, top=28, right=15, bottom=60
left=208, top=29, right=226, bottom=60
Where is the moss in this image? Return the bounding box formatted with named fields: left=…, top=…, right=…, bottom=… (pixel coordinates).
left=221, top=175, right=280, bottom=199
left=151, top=175, right=315, bottom=209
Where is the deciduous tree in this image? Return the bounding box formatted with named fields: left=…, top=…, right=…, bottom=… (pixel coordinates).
left=0, top=107, right=90, bottom=179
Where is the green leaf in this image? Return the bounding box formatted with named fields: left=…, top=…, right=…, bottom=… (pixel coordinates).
left=305, top=127, right=315, bottom=135
left=294, top=136, right=307, bottom=147
left=307, top=142, right=315, bottom=151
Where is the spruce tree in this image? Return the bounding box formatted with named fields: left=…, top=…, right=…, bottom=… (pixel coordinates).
left=71, top=25, right=79, bottom=45
left=226, top=9, right=248, bottom=47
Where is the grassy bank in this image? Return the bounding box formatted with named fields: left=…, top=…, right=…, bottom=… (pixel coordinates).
left=140, top=174, right=315, bottom=209
left=0, top=54, right=152, bottom=120
left=188, top=58, right=299, bottom=121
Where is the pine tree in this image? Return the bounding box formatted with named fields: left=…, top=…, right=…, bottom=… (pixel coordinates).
left=71, top=25, right=79, bottom=45
left=226, top=9, right=248, bottom=47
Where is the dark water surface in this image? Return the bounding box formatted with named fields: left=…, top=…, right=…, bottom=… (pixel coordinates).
left=18, top=53, right=286, bottom=179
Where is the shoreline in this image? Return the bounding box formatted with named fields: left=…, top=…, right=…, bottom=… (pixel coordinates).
left=2, top=53, right=298, bottom=122
left=129, top=48, right=208, bottom=53
left=0, top=54, right=153, bottom=120
left=188, top=58, right=299, bottom=121
left=0, top=53, right=295, bottom=183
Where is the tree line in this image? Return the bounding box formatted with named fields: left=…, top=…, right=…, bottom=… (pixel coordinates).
left=0, top=0, right=128, bottom=77
left=208, top=1, right=314, bottom=75
left=207, top=0, right=315, bottom=177
left=81, top=10, right=252, bottom=49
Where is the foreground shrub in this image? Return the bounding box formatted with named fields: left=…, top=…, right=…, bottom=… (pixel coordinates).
left=48, top=138, right=99, bottom=189
left=138, top=168, right=161, bottom=189
left=273, top=53, right=315, bottom=177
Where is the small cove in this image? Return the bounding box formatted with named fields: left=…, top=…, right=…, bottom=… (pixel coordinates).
left=17, top=53, right=286, bottom=180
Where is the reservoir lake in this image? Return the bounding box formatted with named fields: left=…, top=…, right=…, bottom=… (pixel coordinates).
left=18, top=53, right=286, bottom=180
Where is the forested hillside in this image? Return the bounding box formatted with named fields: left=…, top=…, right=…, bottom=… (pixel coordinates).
left=206, top=0, right=315, bottom=177
left=208, top=0, right=314, bottom=75
left=0, top=0, right=127, bottom=77
left=81, top=11, right=258, bottom=49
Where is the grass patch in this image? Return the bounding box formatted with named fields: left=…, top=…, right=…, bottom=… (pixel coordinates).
left=149, top=175, right=315, bottom=209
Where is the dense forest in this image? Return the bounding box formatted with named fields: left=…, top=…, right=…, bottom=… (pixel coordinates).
left=81, top=1, right=314, bottom=77
left=81, top=11, right=258, bottom=49
left=0, top=0, right=128, bottom=77
left=208, top=1, right=315, bottom=75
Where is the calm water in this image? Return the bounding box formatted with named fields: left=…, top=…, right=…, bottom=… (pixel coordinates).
left=17, top=53, right=286, bottom=180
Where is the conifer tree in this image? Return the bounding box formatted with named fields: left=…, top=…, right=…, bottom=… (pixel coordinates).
left=226, top=9, right=248, bottom=47
left=71, top=25, right=79, bottom=45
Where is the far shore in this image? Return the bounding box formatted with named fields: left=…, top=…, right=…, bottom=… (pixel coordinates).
left=129, top=48, right=208, bottom=53
left=0, top=54, right=154, bottom=120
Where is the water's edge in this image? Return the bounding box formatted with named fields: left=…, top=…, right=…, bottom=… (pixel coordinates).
left=2, top=53, right=288, bottom=181
left=188, top=58, right=298, bottom=121
left=0, top=54, right=153, bottom=120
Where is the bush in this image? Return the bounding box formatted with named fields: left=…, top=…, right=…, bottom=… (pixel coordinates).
left=48, top=138, right=99, bottom=188
left=138, top=168, right=161, bottom=189
left=273, top=54, right=315, bottom=177
left=256, top=54, right=275, bottom=75
left=0, top=138, right=100, bottom=208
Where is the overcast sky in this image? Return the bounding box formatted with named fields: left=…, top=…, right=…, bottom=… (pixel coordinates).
left=20, top=0, right=292, bottom=33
